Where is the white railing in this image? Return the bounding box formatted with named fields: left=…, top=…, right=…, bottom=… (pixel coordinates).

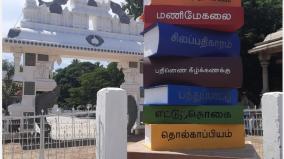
left=244, top=108, right=263, bottom=159
left=2, top=110, right=96, bottom=159
left=244, top=108, right=263, bottom=136
left=3, top=88, right=128, bottom=159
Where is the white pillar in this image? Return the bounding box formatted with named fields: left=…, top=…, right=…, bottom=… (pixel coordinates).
left=262, top=92, right=283, bottom=159
left=259, top=54, right=271, bottom=93
left=260, top=60, right=270, bottom=93
left=13, top=53, right=22, bottom=73
left=48, top=55, right=57, bottom=79
left=96, top=88, right=127, bottom=159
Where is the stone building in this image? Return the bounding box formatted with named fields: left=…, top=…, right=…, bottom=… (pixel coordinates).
left=249, top=29, right=283, bottom=94
left=2, top=0, right=144, bottom=131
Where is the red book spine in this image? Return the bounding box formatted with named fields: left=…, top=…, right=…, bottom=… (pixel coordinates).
left=144, top=6, right=244, bottom=32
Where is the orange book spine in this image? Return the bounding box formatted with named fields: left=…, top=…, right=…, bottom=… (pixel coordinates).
left=145, top=124, right=245, bottom=151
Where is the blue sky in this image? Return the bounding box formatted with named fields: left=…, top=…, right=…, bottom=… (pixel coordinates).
left=2, top=0, right=25, bottom=63
left=2, top=0, right=125, bottom=70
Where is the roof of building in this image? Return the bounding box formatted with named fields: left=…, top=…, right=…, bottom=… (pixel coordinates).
left=3, top=27, right=143, bottom=56
left=2, top=0, right=144, bottom=60
left=249, top=29, right=282, bottom=55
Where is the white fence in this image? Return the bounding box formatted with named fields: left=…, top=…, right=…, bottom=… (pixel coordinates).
left=244, top=108, right=263, bottom=159
left=244, top=109, right=263, bottom=136
left=2, top=110, right=96, bottom=159
left=2, top=108, right=264, bottom=159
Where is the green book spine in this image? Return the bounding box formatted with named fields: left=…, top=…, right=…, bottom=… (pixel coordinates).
left=143, top=105, right=243, bottom=124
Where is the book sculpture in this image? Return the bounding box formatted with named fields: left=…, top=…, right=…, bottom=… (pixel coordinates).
left=142, top=0, right=245, bottom=150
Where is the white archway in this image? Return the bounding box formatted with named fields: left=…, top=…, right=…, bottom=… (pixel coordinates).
left=2, top=0, right=144, bottom=130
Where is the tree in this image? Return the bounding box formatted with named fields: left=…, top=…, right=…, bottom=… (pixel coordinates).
left=54, top=61, right=124, bottom=108
left=54, top=60, right=100, bottom=107
left=106, top=62, right=125, bottom=85
left=122, top=0, right=143, bottom=19
left=239, top=0, right=282, bottom=106
left=123, top=0, right=282, bottom=106
left=68, top=67, right=111, bottom=106
left=2, top=60, right=18, bottom=110
left=67, top=63, right=125, bottom=106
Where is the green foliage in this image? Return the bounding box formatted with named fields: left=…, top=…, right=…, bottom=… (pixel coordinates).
left=122, top=0, right=143, bottom=19
left=54, top=61, right=124, bottom=108
left=2, top=60, right=19, bottom=109
left=239, top=0, right=282, bottom=105
left=106, top=62, right=125, bottom=85
left=241, top=0, right=282, bottom=48
left=3, top=60, right=15, bottom=78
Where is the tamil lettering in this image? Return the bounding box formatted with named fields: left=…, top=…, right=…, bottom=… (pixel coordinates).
left=154, top=109, right=232, bottom=120
left=154, top=67, right=231, bottom=75
left=171, top=32, right=233, bottom=49
left=178, top=90, right=232, bottom=103
left=157, top=11, right=232, bottom=21
left=161, top=129, right=233, bottom=141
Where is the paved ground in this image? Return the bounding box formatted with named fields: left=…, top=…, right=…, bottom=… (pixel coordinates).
left=3, top=144, right=96, bottom=159
left=3, top=135, right=263, bottom=159
left=245, top=136, right=263, bottom=159
left=2, top=134, right=144, bottom=159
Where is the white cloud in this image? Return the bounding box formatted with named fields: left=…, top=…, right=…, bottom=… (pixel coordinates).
left=54, top=58, right=109, bottom=71
left=2, top=53, right=14, bottom=63
left=54, top=58, right=73, bottom=70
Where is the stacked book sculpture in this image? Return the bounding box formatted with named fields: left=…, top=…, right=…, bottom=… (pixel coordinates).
left=142, top=0, right=245, bottom=151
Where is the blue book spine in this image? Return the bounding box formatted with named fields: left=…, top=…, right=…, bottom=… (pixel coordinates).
left=147, top=85, right=238, bottom=106
left=155, top=23, right=240, bottom=57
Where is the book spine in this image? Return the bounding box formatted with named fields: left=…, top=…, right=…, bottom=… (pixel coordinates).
left=143, top=57, right=243, bottom=88
left=147, top=0, right=241, bottom=7
left=168, top=85, right=238, bottom=105
left=144, top=6, right=244, bottom=32
left=143, top=105, right=243, bottom=124
left=151, top=23, right=240, bottom=58
left=144, top=85, right=238, bottom=105
left=146, top=124, right=245, bottom=151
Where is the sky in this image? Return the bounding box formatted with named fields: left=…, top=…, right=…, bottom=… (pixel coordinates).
left=2, top=0, right=125, bottom=70
left=2, top=0, right=25, bottom=63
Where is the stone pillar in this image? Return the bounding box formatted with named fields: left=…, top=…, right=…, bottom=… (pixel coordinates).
left=35, top=54, right=57, bottom=92
left=118, top=61, right=142, bottom=102
left=96, top=88, right=127, bottom=159
left=262, top=92, right=283, bottom=159
left=13, top=53, right=22, bottom=74
left=118, top=60, right=144, bottom=133
left=259, top=54, right=271, bottom=93
left=49, top=55, right=59, bottom=79
left=49, top=62, right=54, bottom=79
